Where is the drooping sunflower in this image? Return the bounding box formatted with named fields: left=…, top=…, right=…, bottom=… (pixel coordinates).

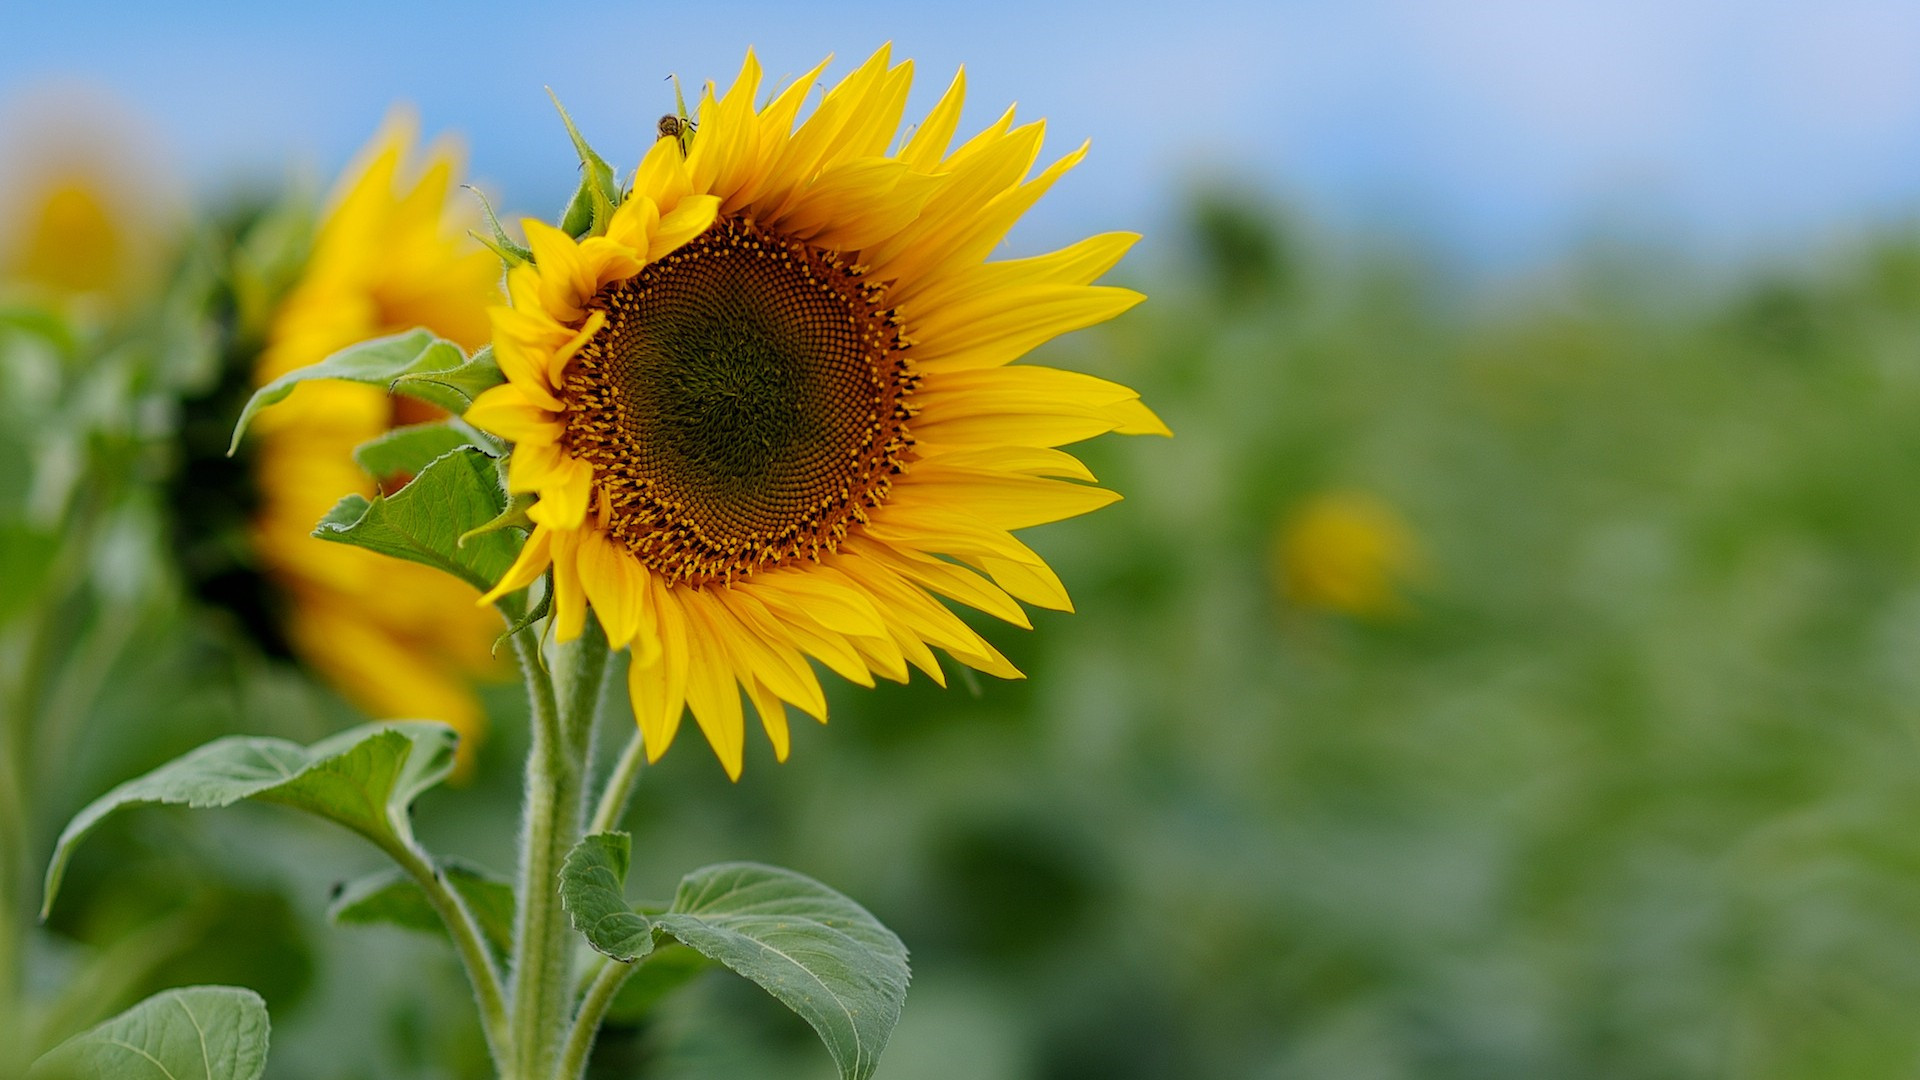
left=247, top=117, right=505, bottom=761
left=468, top=46, right=1167, bottom=778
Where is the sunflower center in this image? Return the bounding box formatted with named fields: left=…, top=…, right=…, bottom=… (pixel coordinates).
left=561, top=216, right=916, bottom=586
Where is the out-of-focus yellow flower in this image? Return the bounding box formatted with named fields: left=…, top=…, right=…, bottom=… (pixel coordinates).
left=0, top=86, right=172, bottom=303
left=250, top=114, right=504, bottom=771
left=1273, top=490, right=1425, bottom=619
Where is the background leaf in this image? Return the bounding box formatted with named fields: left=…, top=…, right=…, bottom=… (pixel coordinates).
left=654, top=862, right=911, bottom=1080
left=312, top=447, right=518, bottom=594
left=226, top=329, right=500, bottom=452
left=28, top=985, right=270, bottom=1080
left=559, top=832, right=656, bottom=964
left=43, top=724, right=456, bottom=917
left=328, top=858, right=515, bottom=961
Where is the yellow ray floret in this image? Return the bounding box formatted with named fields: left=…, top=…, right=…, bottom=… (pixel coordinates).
left=252, top=114, right=503, bottom=770
left=466, top=46, right=1167, bottom=779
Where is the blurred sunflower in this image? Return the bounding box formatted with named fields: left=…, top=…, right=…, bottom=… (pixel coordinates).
left=1273, top=489, right=1425, bottom=619
left=468, top=46, right=1166, bottom=778
left=215, top=117, right=505, bottom=767
left=0, top=86, right=173, bottom=303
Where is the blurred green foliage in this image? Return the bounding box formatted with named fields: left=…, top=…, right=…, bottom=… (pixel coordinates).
left=18, top=190, right=1920, bottom=1079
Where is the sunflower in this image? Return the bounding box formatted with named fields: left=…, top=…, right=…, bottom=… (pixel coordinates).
left=467, top=46, right=1167, bottom=778
left=1273, top=490, right=1425, bottom=619
left=248, top=117, right=504, bottom=764
left=0, top=86, right=173, bottom=302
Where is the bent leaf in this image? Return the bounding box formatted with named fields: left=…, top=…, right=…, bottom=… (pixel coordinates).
left=314, top=447, right=518, bottom=593
left=655, top=863, right=911, bottom=1080
left=44, top=724, right=456, bottom=918
left=352, top=422, right=477, bottom=483
left=228, top=329, right=502, bottom=452
left=560, top=832, right=656, bottom=963
left=28, top=985, right=270, bottom=1080
left=329, top=858, right=516, bottom=961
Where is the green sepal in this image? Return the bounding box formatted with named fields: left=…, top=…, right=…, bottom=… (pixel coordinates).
left=329, top=857, right=516, bottom=962
left=493, top=570, right=551, bottom=655
left=227, top=330, right=503, bottom=453
left=44, top=723, right=457, bottom=919
left=28, top=986, right=270, bottom=1080
left=464, top=183, right=532, bottom=265
left=548, top=88, right=622, bottom=238
left=459, top=488, right=533, bottom=547
left=313, top=447, right=519, bottom=594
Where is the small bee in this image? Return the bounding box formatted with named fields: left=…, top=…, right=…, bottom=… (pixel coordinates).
left=659, top=73, right=697, bottom=155
left=657, top=113, right=696, bottom=155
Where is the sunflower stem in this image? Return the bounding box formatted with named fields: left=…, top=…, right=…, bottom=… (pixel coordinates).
left=508, top=618, right=607, bottom=1080
left=383, top=836, right=511, bottom=1066
left=588, top=727, right=646, bottom=837
left=553, top=955, right=640, bottom=1080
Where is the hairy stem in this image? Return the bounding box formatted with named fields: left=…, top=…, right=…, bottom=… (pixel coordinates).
left=554, top=956, right=639, bottom=1080
left=508, top=620, right=608, bottom=1080
left=384, top=837, right=511, bottom=1064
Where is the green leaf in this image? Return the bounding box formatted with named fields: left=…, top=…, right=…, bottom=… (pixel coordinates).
left=329, top=858, right=516, bottom=961
left=548, top=89, right=621, bottom=238
left=28, top=985, right=270, bottom=1080
left=352, top=422, right=477, bottom=482
left=313, top=447, right=518, bottom=594
left=560, top=832, right=656, bottom=963
left=44, top=724, right=456, bottom=919
left=227, top=330, right=503, bottom=453
left=655, top=863, right=912, bottom=1080
left=389, top=344, right=506, bottom=415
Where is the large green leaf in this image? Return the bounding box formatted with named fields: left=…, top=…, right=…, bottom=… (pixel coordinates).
left=28, top=985, right=270, bottom=1080
left=352, top=421, right=482, bottom=482
left=43, top=724, right=456, bottom=918
left=227, top=329, right=502, bottom=452
left=329, top=858, right=516, bottom=961
left=658, top=863, right=911, bottom=1080
left=560, top=832, right=657, bottom=963
left=313, top=447, right=518, bottom=594
left=559, top=838, right=909, bottom=1077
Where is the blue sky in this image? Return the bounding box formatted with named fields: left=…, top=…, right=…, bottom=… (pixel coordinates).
left=6, top=0, right=1920, bottom=272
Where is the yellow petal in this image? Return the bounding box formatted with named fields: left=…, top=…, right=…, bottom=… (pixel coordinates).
left=648, top=195, right=720, bottom=261
left=744, top=678, right=791, bottom=762
left=550, top=527, right=587, bottom=641
left=678, top=589, right=747, bottom=780
left=899, top=66, right=966, bottom=171
left=911, top=284, right=1144, bottom=372
left=631, top=577, right=690, bottom=761
left=464, top=383, right=560, bottom=445
left=577, top=528, right=645, bottom=649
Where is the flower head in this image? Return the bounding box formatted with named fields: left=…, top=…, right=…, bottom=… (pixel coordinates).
left=468, top=47, right=1167, bottom=778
